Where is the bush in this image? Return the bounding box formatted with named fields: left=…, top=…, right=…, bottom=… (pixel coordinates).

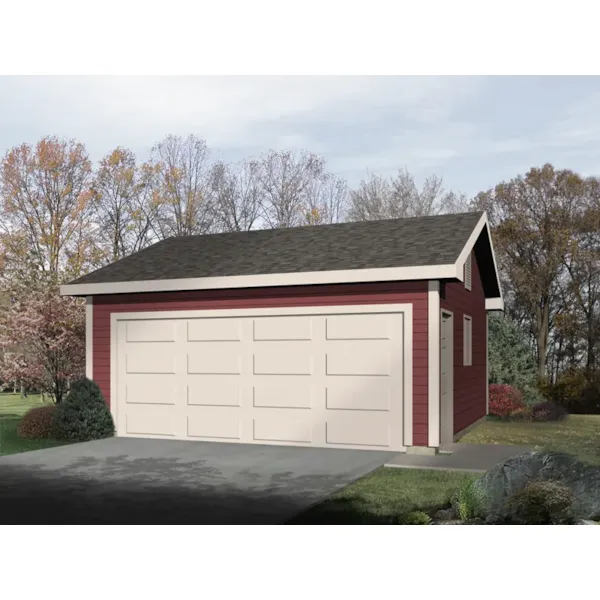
left=509, top=406, right=532, bottom=421
left=531, top=401, right=568, bottom=422
left=53, top=378, right=115, bottom=442
left=17, top=405, right=57, bottom=439
left=505, top=480, right=575, bottom=524
left=542, top=368, right=600, bottom=414
left=451, top=478, right=486, bottom=520
left=489, top=384, right=524, bottom=417
left=400, top=511, right=432, bottom=525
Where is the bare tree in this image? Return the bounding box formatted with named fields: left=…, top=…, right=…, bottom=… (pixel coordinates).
left=347, top=168, right=473, bottom=222
left=303, top=173, right=349, bottom=225
left=148, top=134, right=215, bottom=238
left=258, top=150, right=327, bottom=228
left=211, top=159, right=263, bottom=232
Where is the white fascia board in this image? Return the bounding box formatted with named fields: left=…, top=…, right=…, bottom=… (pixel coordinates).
left=60, top=263, right=458, bottom=297
left=485, top=297, right=505, bottom=311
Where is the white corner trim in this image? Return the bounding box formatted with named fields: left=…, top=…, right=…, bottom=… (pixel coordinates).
left=486, top=312, right=489, bottom=415
left=109, top=302, right=414, bottom=450
left=85, top=296, right=93, bottom=380
left=60, top=264, right=459, bottom=297
left=428, top=281, right=441, bottom=448
left=485, top=297, right=504, bottom=311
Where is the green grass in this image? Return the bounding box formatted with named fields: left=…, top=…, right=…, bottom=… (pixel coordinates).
left=0, top=392, right=71, bottom=456
left=289, top=467, right=475, bottom=524
left=460, top=414, right=600, bottom=465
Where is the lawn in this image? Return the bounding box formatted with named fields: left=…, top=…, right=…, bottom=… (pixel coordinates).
left=0, top=393, right=70, bottom=456
left=460, top=414, right=600, bottom=465
left=289, top=467, right=474, bottom=524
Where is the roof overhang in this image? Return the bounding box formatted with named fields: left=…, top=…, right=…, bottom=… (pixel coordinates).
left=60, top=211, right=504, bottom=303
left=485, top=297, right=504, bottom=311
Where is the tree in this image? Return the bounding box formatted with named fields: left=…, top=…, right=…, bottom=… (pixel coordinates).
left=488, top=312, right=543, bottom=405
left=0, top=285, right=85, bottom=404
left=147, top=134, right=215, bottom=238
left=0, top=136, right=95, bottom=284
left=303, top=173, right=348, bottom=225
left=211, top=159, right=263, bottom=232
left=347, top=169, right=471, bottom=222
left=258, top=150, right=327, bottom=228
left=474, top=164, right=583, bottom=383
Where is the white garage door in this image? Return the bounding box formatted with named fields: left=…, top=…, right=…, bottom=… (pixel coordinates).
left=113, top=305, right=410, bottom=451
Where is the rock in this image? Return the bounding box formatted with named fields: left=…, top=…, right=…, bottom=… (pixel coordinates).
left=463, top=517, right=485, bottom=525
left=485, top=513, right=505, bottom=525
left=434, top=508, right=456, bottom=521
left=473, top=451, right=600, bottom=521
left=433, top=519, right=464, bottom=525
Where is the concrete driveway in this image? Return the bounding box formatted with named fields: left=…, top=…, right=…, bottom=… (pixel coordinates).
left=0, top=438, right=393, bottom=524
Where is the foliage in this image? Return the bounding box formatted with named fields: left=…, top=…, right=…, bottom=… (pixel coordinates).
left=505, top=480, right=575, bottom=524
left=509, top=406, right=532, bottom=421
left=531, top=401, right=568, bottom=422
left=542, top=367, right=600, bottom=414
left=53, top=378, right=115, bottom=442
left=400, top=511, right=432, bottom=525
left=488, top=384, right=524, bottom=417
left=451, top=478, right=486, bottom=520
left=16, top=405, right=56, bottom=439
left=0, top=286, right=85, bottom=404
left=488, top=313, right=544, bottom=405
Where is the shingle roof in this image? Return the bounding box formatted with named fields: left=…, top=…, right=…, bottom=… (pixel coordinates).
left=68, top=211, right=484, bottom=285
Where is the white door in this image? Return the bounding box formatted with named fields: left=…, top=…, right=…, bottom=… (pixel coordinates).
left=114, top=307, right=407, bottom=451
left=440, top=311, right=454, bottom=444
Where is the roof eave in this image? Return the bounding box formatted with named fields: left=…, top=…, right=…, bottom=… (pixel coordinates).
left=59, top=263, right=459, bottom=297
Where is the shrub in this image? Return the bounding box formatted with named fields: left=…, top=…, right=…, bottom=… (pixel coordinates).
left=542, top=368, right=600, bottom=414
left=505, top=480, right=574, bottom=524
left=400, top=511, right=432, bottom=525
left=531, top=401, right=568, bottom=422
left=17, top=405, right=57, bottom=439
left=451, top=478, right=486, bottom=520
left=489, top=384, right=524, bottom=417
left=53, top=378, right=115, bottom=442
left=509, top=406, right=532, bottom=421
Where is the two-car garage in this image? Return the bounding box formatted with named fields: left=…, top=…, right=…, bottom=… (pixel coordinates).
left=112, top=305, right=413, bottom=452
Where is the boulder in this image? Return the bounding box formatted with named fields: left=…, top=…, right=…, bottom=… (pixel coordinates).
left=434, top=508, right=456, bottom=521
left=473, top=451, right=600, bottom=520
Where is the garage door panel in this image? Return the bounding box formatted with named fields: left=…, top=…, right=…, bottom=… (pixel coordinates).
left=125, top=407, right=177, bottom=437
left=326, top=314, right=391, bottom=340
left=188, top=348, right=242, bottom=375
left=253, top=383, right=313, bottom=409
left=253, top=316, right=312, bottom=341
left=188, top=379, right=242, bottom=407
left=326, top=413, right=390, bottom=448
left=126, top=348, right=176, bottom=374
left=253, top=347, right=313, bottom=375
left=126, top=377, right=178, bottom=405
left=326, top=342, right=391, bottom=376
left=253, top=412, right=313, bottom=443
left=187, top=408, right=241, bottom=440
left=326, top=379, right=391, bottom=411
left=187, top=318, right=242, bottom=341
left=126, top=320, right=176, bottom=343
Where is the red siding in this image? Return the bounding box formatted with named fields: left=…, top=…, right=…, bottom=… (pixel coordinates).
left=440, top=254, right=487, bottom=435
left=92, top=281, right=430, bottom=445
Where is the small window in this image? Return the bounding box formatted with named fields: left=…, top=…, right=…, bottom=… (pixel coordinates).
left=464, top=254, right=472, bottom=291
left=463, top=315, right=472, bottom=366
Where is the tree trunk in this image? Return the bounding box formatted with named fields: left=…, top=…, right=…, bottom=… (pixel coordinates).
left=536, top=299, right=550, bottom=384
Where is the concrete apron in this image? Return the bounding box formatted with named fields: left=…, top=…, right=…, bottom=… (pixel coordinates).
left=385, top=443, right=532, bottom=473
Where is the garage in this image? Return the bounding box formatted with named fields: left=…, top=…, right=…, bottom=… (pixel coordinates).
left=112, top=304, right=412, bottom=452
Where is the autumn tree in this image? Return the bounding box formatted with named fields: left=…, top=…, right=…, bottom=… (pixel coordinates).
left=0, top=285, right=85, bottom=403
left=474, top=164, right=584, bottom=383
left=0, top=136, right=96, bottom=285
left=147, top=134, right=216, bottom=238
left=303, top=173, right=348, bottom=225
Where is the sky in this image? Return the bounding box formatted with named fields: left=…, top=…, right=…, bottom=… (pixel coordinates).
left=1, top=75, right=599, bottom=198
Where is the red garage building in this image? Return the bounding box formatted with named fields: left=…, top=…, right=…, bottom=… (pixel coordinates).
left=61, top=211, right=503, bottom=454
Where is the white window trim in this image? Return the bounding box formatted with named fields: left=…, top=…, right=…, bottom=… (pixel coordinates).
left=463, top=314, right=473, bottom=366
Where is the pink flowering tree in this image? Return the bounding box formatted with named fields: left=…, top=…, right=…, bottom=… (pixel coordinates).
left=0, top=286, right=85, bottom=403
